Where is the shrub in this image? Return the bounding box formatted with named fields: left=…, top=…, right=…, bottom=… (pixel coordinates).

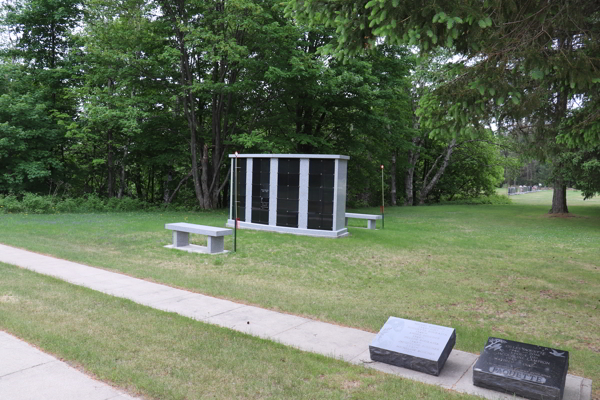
left=0, top=194, right=156, bottom=214
left=22, top=193, right=54, bottom=214
left=0, top=195, right=25, bottom=213
left=436, top=194, right=512, bottom=206
left=78, top=194, right=106, bottom=212
left=55, top=198, right=78, bottom=213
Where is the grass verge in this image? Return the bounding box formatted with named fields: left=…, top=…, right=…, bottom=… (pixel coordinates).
left=0, top=263, right=478, bottom=400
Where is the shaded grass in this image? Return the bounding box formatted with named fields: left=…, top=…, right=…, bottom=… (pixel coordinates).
left=0, top=190, right=598, bottom=397
left=0, top=263, right=478, bottom=400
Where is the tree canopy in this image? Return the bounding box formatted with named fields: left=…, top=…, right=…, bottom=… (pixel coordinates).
left=289, top=0, right=600, bottom=212
left=0, top=0, right=552, bottom=209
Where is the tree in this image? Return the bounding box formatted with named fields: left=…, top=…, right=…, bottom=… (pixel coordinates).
left=0, top=61, right=62, bottom=193
left=1, top=0, right=83, bottom=194
left=289, top=0, right=600, bottom=212
left=157, top=0, right=288, bottom=209
left=75, top=0, right=185, bottom=200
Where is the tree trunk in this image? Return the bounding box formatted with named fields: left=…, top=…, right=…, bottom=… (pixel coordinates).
left=163, top=168, right=173, bottom=203
left=166, top=170, right=193, bottom=204
left=390, top=150, right=397, bottom=206
left=548, top=36, right=571, bottom=214
left=418, top=138, right=457, bottom=205
left=107, top=129, right=114, bottom=198
left=404, top=137, right=422, bottom=206
left=134, top=170, right=143, bottom=199
left=200, top=144, right=211, bottom=209
left=118, top=145, right=127, bottom=199
left=549, top=178, right=568, bottom=214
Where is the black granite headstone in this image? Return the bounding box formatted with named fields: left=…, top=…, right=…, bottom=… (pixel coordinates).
left=473, top=337, right=569, bottom=400
left=369, top=317, right=456, bottom=376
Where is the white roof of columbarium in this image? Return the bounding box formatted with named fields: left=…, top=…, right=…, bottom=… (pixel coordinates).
left=229, top=154, right=350, bottom=160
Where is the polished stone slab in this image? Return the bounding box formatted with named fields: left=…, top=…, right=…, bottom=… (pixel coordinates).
left=369, top=317, right=456, bottom=376
left=473, top=337, right=569, bottom=400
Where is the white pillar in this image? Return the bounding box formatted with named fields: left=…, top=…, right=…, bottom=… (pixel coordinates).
left=298, top=158, right=309, bottom=229
left=229, top=158, right=234, bottom=220
left=269, top=158, right=278, bottom=226
left=245, top=158, right=253, bottom=222
left=333, top=159, right=347, bottom=231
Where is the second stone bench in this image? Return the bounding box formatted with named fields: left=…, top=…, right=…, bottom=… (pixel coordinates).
left=345, top=213, right=382, bottom=230
left=165, top=223, right=232, bottom=254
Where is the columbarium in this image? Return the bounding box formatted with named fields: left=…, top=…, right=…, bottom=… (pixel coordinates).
left=227, top=154, right=349, bottom=238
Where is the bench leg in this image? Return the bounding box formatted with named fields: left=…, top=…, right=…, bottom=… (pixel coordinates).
left=345, top=217, right=348, bottom=227
left=173, top=231, right=189, bottom=247
left=207, top=236, right=224, bottom=254
left=367, top=220, right=377, bottom=230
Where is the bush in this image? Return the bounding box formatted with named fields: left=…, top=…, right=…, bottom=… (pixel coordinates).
left=55, top=198, right=78, bottom=213
left=78, top=194, right=107, bottom=212
left=22, top=193, right=54, bottom=214
left=106, top=197, right=146, bottom=212
left=436, top=194, right=512, bottom=206
left=0, top=193, right=158, bottom=214
left=0, top=195, right=24, bottom=213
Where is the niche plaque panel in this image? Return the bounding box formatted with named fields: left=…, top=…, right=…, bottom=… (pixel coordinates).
left=228, top=154, right=349, bottom=238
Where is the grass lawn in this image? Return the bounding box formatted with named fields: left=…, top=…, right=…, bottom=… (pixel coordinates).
left=0, top=189, right=598, bottom=398
left=498, top=187, right=600, bottom=208
left=0, top=263, right=475, bottom=400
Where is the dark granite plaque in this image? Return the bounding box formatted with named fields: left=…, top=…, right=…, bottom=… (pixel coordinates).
left=473, top=337, right=569, bottom=400
left=369, top=317, right=456, bottom=376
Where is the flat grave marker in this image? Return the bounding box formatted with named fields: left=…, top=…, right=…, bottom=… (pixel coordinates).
left=473, top=337, right=569, bottom=400
left=369, top=317, right=456, bottom=376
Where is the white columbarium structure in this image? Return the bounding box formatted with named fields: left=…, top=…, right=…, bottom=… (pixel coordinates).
left=227, top=154, right=349, bottom=238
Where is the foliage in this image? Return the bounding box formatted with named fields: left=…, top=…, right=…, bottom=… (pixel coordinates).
left=436, top=138, right=505, bottom=200
left=553, top=145, right=600, bottom=200
left=0, top=193, right=151, bottom=214
left=0, top=0, right=513, bottom=208
left=0, top=63, right=63, bottom=193
left=289, top=0, right=600, bottom=210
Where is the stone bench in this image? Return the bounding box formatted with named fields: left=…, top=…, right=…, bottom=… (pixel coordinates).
left=165, top=223, right=232, bottom=254
left=345, top=213, right=382, bottom=230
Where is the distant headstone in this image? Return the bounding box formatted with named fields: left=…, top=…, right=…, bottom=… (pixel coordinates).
left=473, top=337, right=569, bottom=400
left=369, top=317, right=456, bottom=376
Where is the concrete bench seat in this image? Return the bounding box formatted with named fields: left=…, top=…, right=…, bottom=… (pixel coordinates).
left=345, top=213, right=382, bottom=230
left=165, top=223, right=232, bottom=254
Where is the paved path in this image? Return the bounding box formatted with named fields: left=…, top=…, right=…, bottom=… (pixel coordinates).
left=0, top=331, right=139, bottom=400
left=0, top=243, right=593, bottom=400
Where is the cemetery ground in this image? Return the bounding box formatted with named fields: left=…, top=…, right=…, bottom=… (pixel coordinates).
left=0, top=190, right=598, bottom=399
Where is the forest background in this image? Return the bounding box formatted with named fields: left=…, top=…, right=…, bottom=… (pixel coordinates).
left=0, top=0, right=597, bottom=213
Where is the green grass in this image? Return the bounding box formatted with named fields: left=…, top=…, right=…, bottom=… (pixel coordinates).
left=0, top=190, right=598, bottom=398
left=498, top=187, right=600, bottom=207
left=0, top=263, right=476, bottom=400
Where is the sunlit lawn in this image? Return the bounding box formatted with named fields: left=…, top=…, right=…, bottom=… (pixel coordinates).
left=0, top=189, right=598, bottom=398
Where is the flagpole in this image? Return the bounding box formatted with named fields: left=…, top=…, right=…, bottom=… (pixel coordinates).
left=381, top=164, right=384, bottom=229
left=234, top=152, right=238, bottom=252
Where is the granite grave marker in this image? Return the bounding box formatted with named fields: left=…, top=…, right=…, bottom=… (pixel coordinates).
left=369, top=317, right=456, bottom=376
left=473, top=337, right=569, bottom=400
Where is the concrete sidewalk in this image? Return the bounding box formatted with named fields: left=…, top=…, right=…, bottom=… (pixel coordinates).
left=0, top=243, right=593, bottom=400
left=0, top=331, right=139, bottom=400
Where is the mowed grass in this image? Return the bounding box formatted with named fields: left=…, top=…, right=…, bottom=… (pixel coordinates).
left=0, top=190, right=598, bottom=397
left=498, top=187, right=600, bottom=207
left=0, top=263, right=478, bottom=400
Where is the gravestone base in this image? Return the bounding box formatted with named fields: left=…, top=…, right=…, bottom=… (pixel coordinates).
left=369, top=317, right=456, bottom=376
left=473, top=338, right=569, bottom=400
left=370, top=332, right=455, bottom=376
